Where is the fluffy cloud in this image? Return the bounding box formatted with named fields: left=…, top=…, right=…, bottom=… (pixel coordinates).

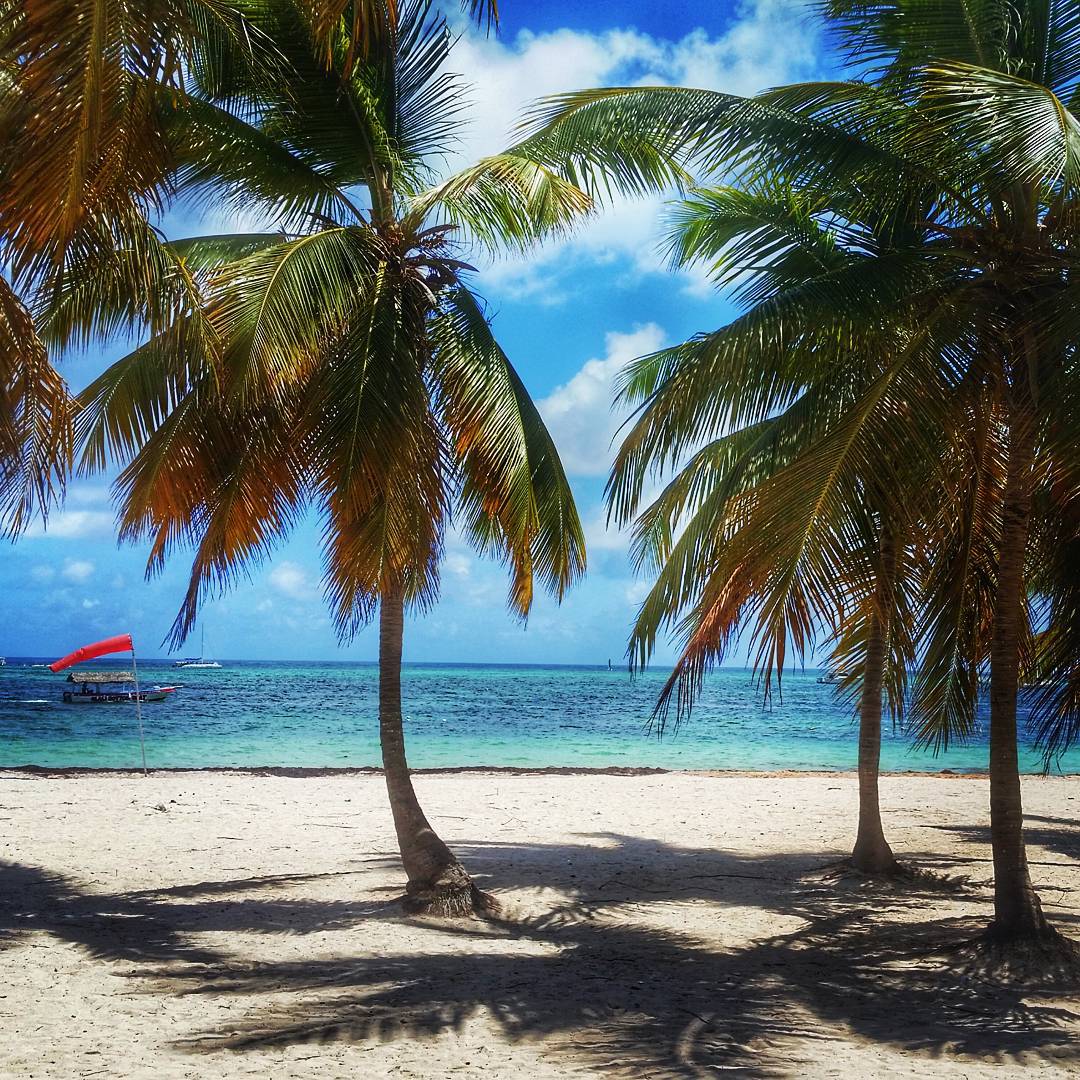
left=268, top=561, right=316, bottom=600
left=451, top=1, right=820, bottom=163
left=539, top=323, right=666, bottom=476
left=447, top=0, right=823, bottom=299
left=444, top=552, right=472, bottom=579
left=61, top=559, right=95, bottom=583
left=24, top=509, right=114, bottom=540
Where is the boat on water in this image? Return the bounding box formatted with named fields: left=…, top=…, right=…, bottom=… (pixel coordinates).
left=816, top=669, right=851, bottom=684
left=62, top=671, right=180, bottom=704
left=174, top=627, right=222, bottom=669
left=0, top=657, right=5, bottom=667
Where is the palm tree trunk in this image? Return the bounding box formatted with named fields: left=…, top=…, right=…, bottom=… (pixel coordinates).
left=987, top=408, right=1046, bottom=939
left=379, top=585, right=495, bottom=916
left=851, top=531, right=898, bottom=874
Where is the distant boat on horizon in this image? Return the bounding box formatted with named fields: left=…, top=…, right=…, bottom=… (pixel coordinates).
left=816, top=669, right=850, bottom=685
left=173, top=627, right=222, bottom=669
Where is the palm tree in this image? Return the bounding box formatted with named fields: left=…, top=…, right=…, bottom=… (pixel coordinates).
left=605, top=179, right=939, bottom=878
left=512, top=1, right=1080, bottom=951
left=55, top=0, right=587, bottom=915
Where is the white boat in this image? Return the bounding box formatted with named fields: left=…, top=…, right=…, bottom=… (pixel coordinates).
left=0, top=657, right=5, bottom=667
left=173, top=627, right=222, bottom=669
left=816, top=669, right=850, bottom=684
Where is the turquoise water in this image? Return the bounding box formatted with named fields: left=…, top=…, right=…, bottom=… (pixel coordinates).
left=0, top=660, right=1076, bottom=773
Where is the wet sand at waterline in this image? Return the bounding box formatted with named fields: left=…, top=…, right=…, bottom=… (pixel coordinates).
left=0, top=772, right=1077, bottom=1078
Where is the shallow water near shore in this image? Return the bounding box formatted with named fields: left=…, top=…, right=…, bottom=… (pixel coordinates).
left=0, top=660, right=1076, bottom=773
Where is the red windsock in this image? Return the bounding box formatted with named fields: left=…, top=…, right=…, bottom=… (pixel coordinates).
left=49, top=634, right=134, bottom=673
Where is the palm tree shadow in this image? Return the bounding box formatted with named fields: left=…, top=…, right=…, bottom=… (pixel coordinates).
left=139, top=837, right=1079, bottom=1076
left=925, top=817, right=1080, bottom=859
left=0, top=860, right=400, bottom=966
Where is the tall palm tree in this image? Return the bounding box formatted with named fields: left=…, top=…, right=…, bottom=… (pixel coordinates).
left=606, top=179, right=939, bottom=877
left=511, top=1, right=1080, bottom=951
left=57, top=0, right=587, bottom=915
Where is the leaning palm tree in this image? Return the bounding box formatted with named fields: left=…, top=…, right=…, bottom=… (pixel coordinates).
left=511, top=0, right=1080, bottom=954
left=59, top=0, right=587, bottom=915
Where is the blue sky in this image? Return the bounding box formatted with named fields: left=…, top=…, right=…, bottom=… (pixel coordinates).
left=4, top=0, right=835, bottom=665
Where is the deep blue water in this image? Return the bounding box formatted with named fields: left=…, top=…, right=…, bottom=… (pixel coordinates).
left=0, top=660, right=1076, bottom=773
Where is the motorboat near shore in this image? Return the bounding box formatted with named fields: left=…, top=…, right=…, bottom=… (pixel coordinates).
left=62, top=671, right=181, bottom=704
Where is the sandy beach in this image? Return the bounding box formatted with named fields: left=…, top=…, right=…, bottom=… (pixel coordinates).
left=0, top=770, right=1077, bottom=1078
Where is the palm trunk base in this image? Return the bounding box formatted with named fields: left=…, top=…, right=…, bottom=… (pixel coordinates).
left=850, top=833, right=899, bottom=875
left=970, top=922, right=1080, bottom=982
left=403, top=863, right=499, bottom=917
left=989, top=880, right=1048, bottom=939
left=824, top=856, right=967, bottom=894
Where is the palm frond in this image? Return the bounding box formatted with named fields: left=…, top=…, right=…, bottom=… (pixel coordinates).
left=407, top=153, right=594, bottom=253
left=431, top=285, right=585, bottom=615
left=0, top=277, right=72, bottom=536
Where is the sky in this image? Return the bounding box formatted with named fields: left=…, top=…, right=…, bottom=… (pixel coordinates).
left=2, top=0, right=837, bottom=665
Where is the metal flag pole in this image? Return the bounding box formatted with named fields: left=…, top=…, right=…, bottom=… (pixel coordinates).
left=130, top=643, right=148, bottom=776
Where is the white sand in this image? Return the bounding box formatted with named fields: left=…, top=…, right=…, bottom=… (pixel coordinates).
left=0, top=770, right=1077, bottom=1078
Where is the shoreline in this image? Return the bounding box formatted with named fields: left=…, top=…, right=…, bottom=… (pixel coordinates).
left=2, top=763, right=1068, bottom=778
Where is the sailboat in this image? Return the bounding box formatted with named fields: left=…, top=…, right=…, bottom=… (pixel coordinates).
left=173, top=627, right=222, bottom=669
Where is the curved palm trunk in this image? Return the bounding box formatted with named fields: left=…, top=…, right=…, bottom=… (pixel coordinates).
left=851, top=531, right=898, bottom=874
left=379, top=586, right=495, bottom=916
left=987, top=410, right=1046, bottom=939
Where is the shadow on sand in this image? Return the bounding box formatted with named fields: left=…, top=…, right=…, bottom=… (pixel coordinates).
left=4, top=824, right=1076, bottom=1078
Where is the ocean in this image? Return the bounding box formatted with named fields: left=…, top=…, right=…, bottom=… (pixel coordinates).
left=0, top=660, right=1076, bottom=773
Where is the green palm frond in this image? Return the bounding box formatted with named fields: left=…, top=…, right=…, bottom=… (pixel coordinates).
left=431, top=285, right=585, bottom=615
left=920, top=61, right=1080, bottom=193
left=307, top=270, right=448, bottom=631
left=167, top=94, right=367, bottom=227
left=908, top=401, right=1002, bottom=751
left=207, top=225, right=389, bottom=399
left=665, top=182, right=851, bottom=305
left=407, top=154, right=594, bottom=253
left=0, top=277, right=72, bottom=536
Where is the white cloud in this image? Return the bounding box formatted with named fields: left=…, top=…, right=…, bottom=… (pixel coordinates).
left=451, top=1, right=820, bottom=165
left=81, top=598, right=100, bottom=610
left=268, top=561, right=316, bottom=600
left=64, top=485, right=112, bottom=507
left=445, top=552, right=472, bottom=579
left=539, top=323, right=666, bottom=476
left=30, top=565, right=56, bottom=583
left=24, top=509, right=114, bottom=539
left=444, top=0, right=823, bottom=299
left=61, top=559, right=95, bottom=583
